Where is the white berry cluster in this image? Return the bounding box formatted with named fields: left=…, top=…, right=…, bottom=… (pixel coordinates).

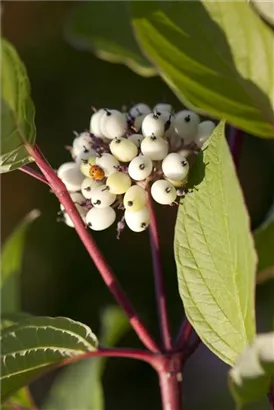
left=57, top=103, right=215, bottom=234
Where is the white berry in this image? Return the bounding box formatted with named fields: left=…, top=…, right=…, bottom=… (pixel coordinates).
left=80, top=156, right=97, bottom=177
left=142, top=113, right=166, bottom=138
left=81, top=177, right=104, bottom=199
left=195, top=121, right=216, bottom=148
left=123, top=185, right=147, bottom=212
left=151, top=180, right=177, bottom=205
left=100, top=109, right=127, bottom=139
left=166, top=177, right=188, bottom=188
left=133, top=114, right=147, bottom=132
left=60, top=192, right=86, bottom=211
left=162, top=153, right=189, bottom=181
left=91, top=185, right=116, bottom=208
left=173, top=110, right=200, bottom=143
left=153, top=103, right=173, bottom=113
left=86, top=207, right=116, bottom=231
left=141, top=136, right=168, bottom=161
left=61, top=193, right=87, bottom=228
left=57, top=162, right=77, bottom=179
left=90, top=109, right=105, bottom=138
left=75, top=148, right=97, bottom=165
left=129, top=103, right=151, bottom=119
left=128, top=155, right=153, bottom=181
left=128, top=133, right=144, bottom=147
left=59, top=165, right=84, bottom=192
left=96, top=153, right=119, bottom=176
left=72, top=132, right=92, bottom=157
left=106, top=172, right=131, bottom=194
left=110, top=138, right=138, bottom=162
left=178, top=148, right=192, bottom=158
left=124, top=206, right=150, bottom=232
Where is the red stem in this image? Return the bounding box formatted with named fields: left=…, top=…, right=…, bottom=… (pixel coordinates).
left=147, top=194, right=172, bottom=351
left=157, top=356, right=183, bottom=410
left=19, top=165, right=50, bottom=185
left=228, top=127, right=244, bottom=169
left=61, top=347, right=157, bottom=368
left=26, top=143, right=159, bottom=353
left=175, top=320, right=193, bottom=350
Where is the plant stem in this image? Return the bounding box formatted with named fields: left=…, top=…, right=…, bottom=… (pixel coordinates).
left=228, top=127, right=244, bottom=169
left=182, top=335, right=201, bottom=364
left=147, top=194, right=172, bottom=351
left=25, top=143, right=160, bottom=353
left=61, top=347, right=157, bottom=368
left=19, top=165, right=50, bottom=185
left=157, top=356, right=183, bottom=410
left=175, top=320, right=192, bottom=350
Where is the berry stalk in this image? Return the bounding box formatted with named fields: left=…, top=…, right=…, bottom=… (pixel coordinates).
left=25, top=143, right=160, bottom=353
left=147, top=193, right=172, bottom=351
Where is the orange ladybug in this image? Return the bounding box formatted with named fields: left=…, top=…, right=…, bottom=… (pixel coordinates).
left=89, top=164, right=105, bottom=181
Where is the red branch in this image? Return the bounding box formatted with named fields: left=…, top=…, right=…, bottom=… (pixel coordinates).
left=19, top=165, right=49, bottom=185
left=175, top=320, right=193, bottom=350
left=147, top=194, right=172, bottom=351
left=25, top=143, right=160, bottom=353
left=60, top=347, right=157, bottom=368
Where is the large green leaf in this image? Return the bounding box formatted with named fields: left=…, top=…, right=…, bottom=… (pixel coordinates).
left=174, top=121, right=256, bottom=366
left=1, top=314, right=34, bottom=410
left=131, top=1, right=274, bottom=138
left=1, top=210, right=40, bottom=313
left=1, top=313, right=32, bottom=331
left=65, top=2, right=157, bottom=77
left=42, top=306, right=129, bottom=410
left=252, top=0, right=274, bottom=28
left=229, top=332, right=274, bottom=406
left=1, top=38, right=36, bottom=173
left=1, top=316, right=98, bottom=402
left=254, top=202, right=274, bottom=285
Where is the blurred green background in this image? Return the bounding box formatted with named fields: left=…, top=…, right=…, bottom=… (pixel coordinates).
left=1, top=2, right=274, bottom=409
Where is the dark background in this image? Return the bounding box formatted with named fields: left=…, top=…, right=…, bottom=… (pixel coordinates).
left=1, top=2, right=274, bottom=409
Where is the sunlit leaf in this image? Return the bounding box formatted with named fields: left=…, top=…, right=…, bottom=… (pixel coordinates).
left=251, top=0, right=274, bottom=28
left=1, top=38, right=36, bottom=172
left=174, top=121, right=256, bottom=365
left=1, top=316, right=98, bottom=402
left=131, top=1, right=274, bottom=138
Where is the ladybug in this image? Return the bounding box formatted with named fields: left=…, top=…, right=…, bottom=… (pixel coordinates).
left=89, top=164, right=105, bottom=181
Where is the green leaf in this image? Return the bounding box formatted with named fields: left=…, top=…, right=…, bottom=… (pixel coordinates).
left=131, top=1, right=274, bottom=138
left=1, top=316, right=98, bottom=402
left=65, top=2, right=157, bottom=77
left=42, top=306, right=129, bottom=410
left=1, top=313, right=35, bottom=410
left=254, top=203, right=274, bottom=285
left=251, top=0, right=274, bottom=29
left=229, top=332, right=274, bottom=406
left=1, top=38, right=36, bottom=173
left=1, top=313, right=32, bottom=331
left=174, top=121, right=256, bottom=366
left=1, top=210, right=40, bottom=313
